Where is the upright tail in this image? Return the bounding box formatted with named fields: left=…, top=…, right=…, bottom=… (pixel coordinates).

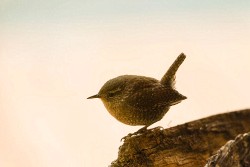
left=160, top=53, right=186, bottom=88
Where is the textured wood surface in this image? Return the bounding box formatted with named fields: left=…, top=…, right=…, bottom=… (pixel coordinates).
left=110, top=109, right=250, bottom=167
left=205, top=132, right=250, bottom=167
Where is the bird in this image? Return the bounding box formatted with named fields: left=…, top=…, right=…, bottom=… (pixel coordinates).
left=87, top=53, right=187, bottom=136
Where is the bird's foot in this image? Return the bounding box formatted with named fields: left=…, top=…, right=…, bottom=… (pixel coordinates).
left=148, top=126, right=164, bottom=132
left=121, top=126, right=164, bottom=141
left=121, top=126, right=147, bottom=141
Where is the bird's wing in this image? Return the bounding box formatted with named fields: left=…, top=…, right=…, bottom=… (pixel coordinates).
left=125, top=86, right=185, bottom=110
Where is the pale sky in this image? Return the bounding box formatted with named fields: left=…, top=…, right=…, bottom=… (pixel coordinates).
left=0, top=1, right=250, bottom=167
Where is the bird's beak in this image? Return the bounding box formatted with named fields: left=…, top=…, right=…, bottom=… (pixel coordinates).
left=87, top=94, right=101, bottom=99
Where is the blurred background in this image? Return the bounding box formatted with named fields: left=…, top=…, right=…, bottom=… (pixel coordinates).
left=0, top=1, right=250, bottom=166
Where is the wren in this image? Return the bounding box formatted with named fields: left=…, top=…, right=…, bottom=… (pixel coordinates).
left=88, top=53, right=187, bottom=134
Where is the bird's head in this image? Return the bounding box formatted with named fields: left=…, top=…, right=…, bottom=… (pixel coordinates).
left=87, top=76, right=127, bottom=104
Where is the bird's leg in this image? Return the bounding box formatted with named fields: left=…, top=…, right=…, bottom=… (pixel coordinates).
left=134, top=125, right=148, bottom=134
left=121, top=126, right=148, bottom=141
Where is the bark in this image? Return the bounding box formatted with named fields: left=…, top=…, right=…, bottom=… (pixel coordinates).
left=110, top=109, right=250, bottom=167
left=205, top=132, right=250, bottom=167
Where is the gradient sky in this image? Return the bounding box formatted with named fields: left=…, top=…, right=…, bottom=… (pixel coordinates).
left=0, top=1, right=250, bottom=167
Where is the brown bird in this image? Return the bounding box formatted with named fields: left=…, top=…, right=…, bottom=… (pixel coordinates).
left=88, top=53, right=187, bottom=135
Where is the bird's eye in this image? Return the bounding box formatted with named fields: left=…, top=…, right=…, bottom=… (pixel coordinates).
left=107, top=88, right=122, bottom=98
left=108, top=92, right=116, bottom=98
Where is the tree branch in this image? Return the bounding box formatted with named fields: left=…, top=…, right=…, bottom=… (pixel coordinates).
left=110, top=109, right=250, bottom=167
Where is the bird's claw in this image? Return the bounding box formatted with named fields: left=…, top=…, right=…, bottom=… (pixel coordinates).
left=150, top=126, right=164, bottom=131
left=121, top=127, right=148, bottom=141
left=121, top=126, right=164, bottom=141
left=120, top=133, right=133, bottom=141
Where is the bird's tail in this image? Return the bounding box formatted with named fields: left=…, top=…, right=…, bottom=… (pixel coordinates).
left=160, top=53, right=186, bottom=88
